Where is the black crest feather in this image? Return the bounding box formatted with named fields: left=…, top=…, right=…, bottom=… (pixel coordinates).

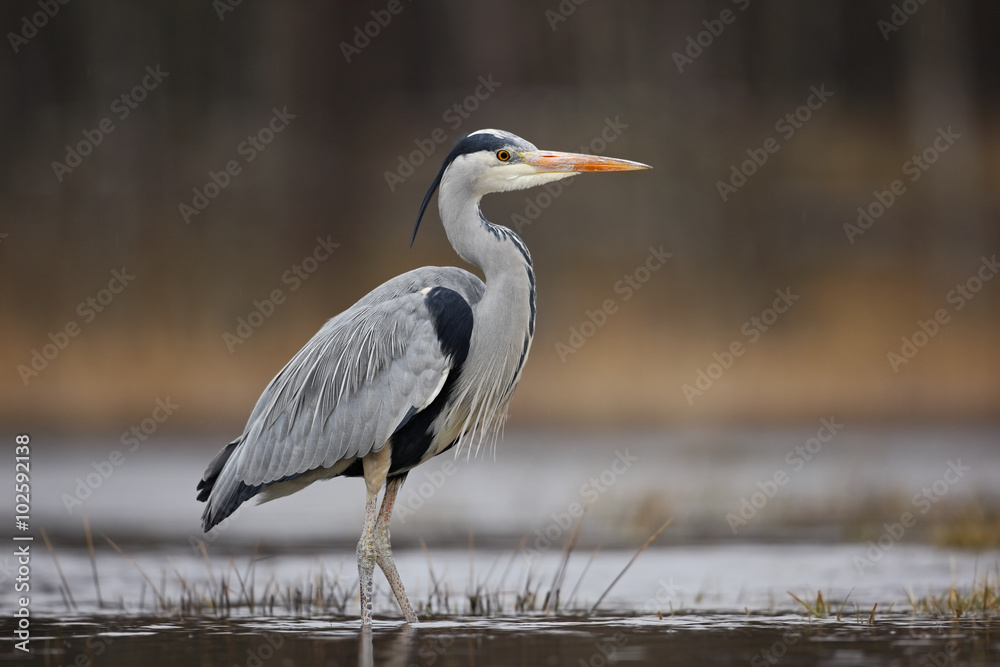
left=410, top=131, right=513, bottom=247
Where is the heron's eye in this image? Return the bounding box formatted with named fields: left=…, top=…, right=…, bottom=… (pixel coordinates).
left=496, top=150, right=511, bottom=162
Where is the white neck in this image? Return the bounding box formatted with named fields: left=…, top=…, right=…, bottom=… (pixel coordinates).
left=436, top=167, right=537, bottom=457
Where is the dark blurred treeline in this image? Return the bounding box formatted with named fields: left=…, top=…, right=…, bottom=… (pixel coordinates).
left=1, top=0, right=998, bottom=431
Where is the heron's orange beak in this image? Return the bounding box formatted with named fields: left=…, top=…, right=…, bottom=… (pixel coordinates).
left=520, top=150, right=651, bottom=173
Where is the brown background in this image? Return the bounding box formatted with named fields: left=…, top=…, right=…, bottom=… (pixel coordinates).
left=2, top=0, right=998, bottom=435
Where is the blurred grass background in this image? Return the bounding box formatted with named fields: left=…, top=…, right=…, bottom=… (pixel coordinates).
left=1, top=0, right=998, bottom=434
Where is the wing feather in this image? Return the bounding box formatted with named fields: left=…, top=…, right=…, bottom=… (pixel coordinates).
left=200, top=266, right=484, bottom=529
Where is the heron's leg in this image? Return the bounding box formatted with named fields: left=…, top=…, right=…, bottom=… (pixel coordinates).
left=373, top=473, right=418, bottom=623
left=358, top=449, right=391, bottom=626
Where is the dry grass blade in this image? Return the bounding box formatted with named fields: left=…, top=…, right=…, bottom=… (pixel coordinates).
left=231, top=556, right=253, bottom=614
left=590, top=517, right=672, bottom=614
left=566, top=544, right=602, bottom=612
left=904, top=587, right=917, bottom=611
left=40, top=528, right=76, bottom=611
left=498, top=534, right=529, bottom=596
left=240, top=544, right=261, bottom=611
left=420, top=537, right=446, bottom=614
left=82, top=516, right=103, bottom=608
left=836, top=587, right=854, bottom=622
left=104, top=534, right=168, bottom=610
left=419, top=538, right=439, bottom=591
left=467, top=530, right=478, bottom=612
left=867, top=602, right=878, bottom=625
left=198, top=540, right=217, bottom=592
left=546, top=507, right=586, bottom=613
left=169, top=557, right=211, bottom=611
left=788, top=591, right=814, bottom=616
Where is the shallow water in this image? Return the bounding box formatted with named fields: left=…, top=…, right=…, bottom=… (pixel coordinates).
left=7, top=543, right=1000, bottom=665
left=6, top=428, right=1000, bottom=664
left=10, top=613, right=999, bottom=666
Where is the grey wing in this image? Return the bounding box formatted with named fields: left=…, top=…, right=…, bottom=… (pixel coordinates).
left=355, top=265, right=484, bottom=308
left=200, top=267, right=483, bottom=529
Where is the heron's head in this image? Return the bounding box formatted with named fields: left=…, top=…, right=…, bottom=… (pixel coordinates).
left=411, top=129, right=650, bottom=246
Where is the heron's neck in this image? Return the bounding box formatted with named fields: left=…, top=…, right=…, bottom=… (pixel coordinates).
left=438, top=179, right=536, bottom=358
left=437, top=180, right=536, bottom=454
left=438, top=181, right=534, bottom=288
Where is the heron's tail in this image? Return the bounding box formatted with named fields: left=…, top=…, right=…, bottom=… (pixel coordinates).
left=196, top=437, right=245, bottom=531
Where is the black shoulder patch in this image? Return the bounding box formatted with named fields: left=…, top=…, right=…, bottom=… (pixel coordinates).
left=382, top=288, right=474, bottom=476
left=424, top=286, right=473, bottom=366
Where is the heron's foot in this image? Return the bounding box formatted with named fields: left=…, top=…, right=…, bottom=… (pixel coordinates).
left=357, top=534, right=377, bottom=626
left=374, top=524, right=418, bottom=624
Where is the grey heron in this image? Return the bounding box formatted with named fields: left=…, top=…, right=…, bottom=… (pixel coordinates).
left=196, top=129, right=650, bottom=625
